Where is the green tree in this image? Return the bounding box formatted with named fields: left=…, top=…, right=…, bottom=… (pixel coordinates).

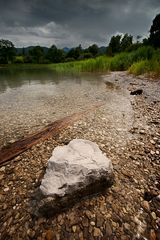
left=149, top=13, right=160, bottom=48
left=82, top=52, right=93, bottom=59
left=66, top=45, right=83, bottom=60
left=47, top=45, right=65, bottom=63
left=66, top=48, right=76, bottom=59
left=87, top=44, right=99, bottom=57
left=46, top=45, right=57, bottom=62
left=23, top=55, right=33, bottom=63
left=120, top=34, right=133, bottom=51
left=107, top=35, right=121, bottom=55
left=142, top=38, right=149, bottom=46
left=74, top=45, right=83, bottom=59
left=0, top=39, right=16, bottom=63
left=22, top=47, right=25, bottom=56
left=55, top=49, right=65, bottom=63
left=29, top=46, right=45, bottom=63
left=106, top=46, right=113, bottom=56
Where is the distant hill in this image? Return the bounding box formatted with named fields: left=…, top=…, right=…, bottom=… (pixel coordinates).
left=16, top=46, right=106, bottom=55
left=16, top=46, right=71, bottom=55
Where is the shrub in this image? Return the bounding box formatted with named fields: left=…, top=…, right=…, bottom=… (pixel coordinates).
left=14, top=56, right=24, bottom=63
left=129, top=60, right=149, bottom=75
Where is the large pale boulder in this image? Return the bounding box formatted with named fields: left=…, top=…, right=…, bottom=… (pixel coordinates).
left=35, top=139, right=114, bottom=216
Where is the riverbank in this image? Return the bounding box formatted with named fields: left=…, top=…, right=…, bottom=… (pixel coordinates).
left=0, top=72, right=160, bottom=239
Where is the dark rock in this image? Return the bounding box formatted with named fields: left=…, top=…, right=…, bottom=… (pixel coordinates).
left=96, top=213, right=104, bottom=227
left=104, top=221, right=112, bottom=237
left=144, top=191, right=158, bottom=201
left=130, top=89, right=143, bottom=95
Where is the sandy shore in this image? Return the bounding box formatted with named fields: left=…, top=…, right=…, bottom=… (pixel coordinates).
left=0, top=72, right=160, bottom=240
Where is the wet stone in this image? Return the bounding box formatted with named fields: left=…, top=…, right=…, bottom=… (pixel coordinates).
left=82, top=217, right=89, bottom=227
left=93, top=227, right=102, bottom=237
left=142, top=201, right=150, bottom=211
left=104, top=222, right=112, bottom=236
left=96, top=213, right=104, bottom=227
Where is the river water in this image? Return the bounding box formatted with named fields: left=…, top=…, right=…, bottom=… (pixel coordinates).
left=0, top=67, right=133, bottom=147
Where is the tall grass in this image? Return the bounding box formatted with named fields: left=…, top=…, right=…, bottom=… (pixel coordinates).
left=48, top=56, right=111, bottom=73
left=9, top=46, right=160, bottom=76
left=127, top=46, right=160, bottom=75
left=48, top=45, right=160, bottom=76
left=129, top=60, right=149, bottom=75
left=129, top=59, right=160, bottom=76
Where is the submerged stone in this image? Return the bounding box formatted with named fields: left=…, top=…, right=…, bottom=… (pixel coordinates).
left=35, top=139, right=114, bottom=216
left=130, top=89, right=143, bottom=95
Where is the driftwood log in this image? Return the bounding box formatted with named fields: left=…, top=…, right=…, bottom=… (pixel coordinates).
left=0, top=103, right=102, bottom=166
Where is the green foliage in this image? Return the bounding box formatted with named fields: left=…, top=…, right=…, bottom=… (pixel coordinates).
left=29, top=46, right=45, bottom=63
left=0, top=39, right=16, bottom=63
left=46, top=45, right=65, bottom=63
left=48, top=56, right=111, bottom=73
left=107, top=35, right=121, bottom=55
left=129, top=59, right=160, bottom=76
left=80, top=57, right=111, bottom=72
left=14, top=56, right=24, bottom=64
left=129, top=46, right=155, bottom=62
left=149, top=13, right=160, bottom=48
left=107, top=34, right=133, bottom=55
left=6, top=45, right=160, bottom=77
left=152, top=48, right=160, bottom=61
left=126, top=42, right=142, bottom=52
left=23, top=55, right=34, bottom=63
left=87, top=44, right=99, bottom=57
left=82, top=52, right=93, bottom=59
left=48, top=45, right=160, bottom=76
left=129, top=60, right=149, bottom=75
left=120, top=34, right=133, bottom=52
left=110, top=53, right=131, bottom=71
left=66, top=45, right=83, bottom=60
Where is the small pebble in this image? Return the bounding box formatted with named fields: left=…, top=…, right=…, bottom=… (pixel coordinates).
left=151, top=212, right=157, bottom=220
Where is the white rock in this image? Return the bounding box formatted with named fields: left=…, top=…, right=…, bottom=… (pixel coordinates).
left=40, top=139, right=113, bottom=197
left=36, top=139, right=113, bottom=216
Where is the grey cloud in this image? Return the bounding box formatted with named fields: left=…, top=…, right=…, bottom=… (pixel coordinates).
left=0, top=0, right=160, bottom=47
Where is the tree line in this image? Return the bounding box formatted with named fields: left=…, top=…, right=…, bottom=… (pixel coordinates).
left=0, top=13, right=160, bottom=64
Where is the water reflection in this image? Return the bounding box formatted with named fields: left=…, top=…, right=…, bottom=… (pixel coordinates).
left=0, top=69, right=133, bottom=149
left=0, top=67, right=59, bottom=93
left=0, top=67, right=102, bottom=93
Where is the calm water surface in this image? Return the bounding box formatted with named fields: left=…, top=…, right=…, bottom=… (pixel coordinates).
left=0, top=67, right=103, bottom=93
left=0, top=67, right=133, bottom=146
left=0, top=67, right=105, bottom=144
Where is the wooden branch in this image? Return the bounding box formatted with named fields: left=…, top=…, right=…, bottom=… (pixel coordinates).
left=0, top=103, right=102, bottom=166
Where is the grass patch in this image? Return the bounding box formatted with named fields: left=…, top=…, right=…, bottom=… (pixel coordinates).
left=4, top=46, right=160, bottom=76
left=129, top=60, right=149, bottom=75
left=48, top=56, right=111, bottom=73
left=129, top=59, right=160, bottom=76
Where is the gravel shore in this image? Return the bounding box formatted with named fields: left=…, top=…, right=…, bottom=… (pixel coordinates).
left=0, top=72, right=160, bottom=240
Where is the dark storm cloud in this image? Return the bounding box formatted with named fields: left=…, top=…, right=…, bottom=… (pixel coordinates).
left=0, top=0, right=160, bottom=47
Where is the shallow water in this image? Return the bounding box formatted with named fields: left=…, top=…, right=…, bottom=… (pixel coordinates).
left=0, top=68, right=133, bottom=146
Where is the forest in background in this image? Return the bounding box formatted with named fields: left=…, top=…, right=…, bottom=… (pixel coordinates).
left=0, top=13, right=160, bottom=76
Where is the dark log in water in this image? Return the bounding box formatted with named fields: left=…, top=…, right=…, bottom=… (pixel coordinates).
left=0, top=103, right=102, bottom=166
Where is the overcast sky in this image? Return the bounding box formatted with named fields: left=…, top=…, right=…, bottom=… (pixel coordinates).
left=0, top=0, right=160, bottom=48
